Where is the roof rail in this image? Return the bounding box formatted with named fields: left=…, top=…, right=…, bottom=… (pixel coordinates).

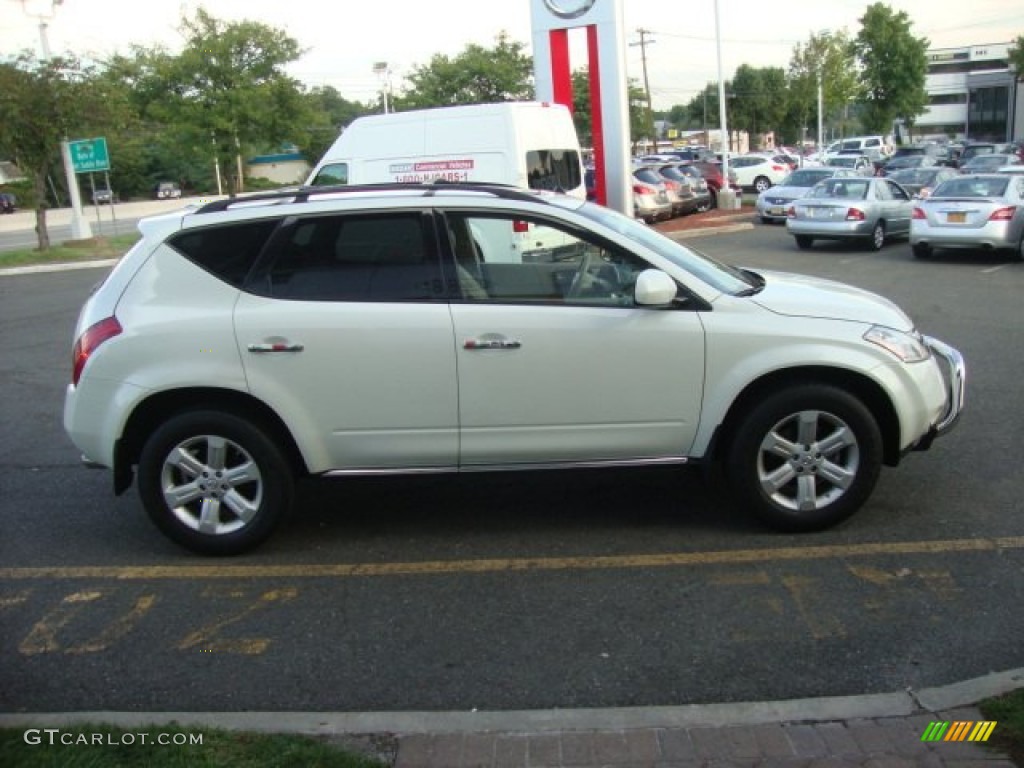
left=193, top=179, right=546, bottom=215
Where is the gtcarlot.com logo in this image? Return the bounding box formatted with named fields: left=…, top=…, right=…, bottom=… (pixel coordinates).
left=921, top=721, right=997, bottom=743
left=23, top=728, right=203, bottom=746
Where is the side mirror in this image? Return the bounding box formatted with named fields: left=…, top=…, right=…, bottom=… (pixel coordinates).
left=634, top=269, right=678, bottom=306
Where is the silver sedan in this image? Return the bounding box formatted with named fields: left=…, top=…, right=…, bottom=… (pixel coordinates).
left=786, top=177, right=914, bottom=251
left=910, top=173, right=1024, bottom=260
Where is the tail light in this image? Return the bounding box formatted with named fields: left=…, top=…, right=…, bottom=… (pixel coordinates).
left=72, top=316, right=122, bottom=386
left=845, top=208, right=866, bottom=221
left=664, top=180, right=680, bottom=192
left=512, top=220, right=529, bottom=233
left=989, top=206, right=1016, bottom=221
left=633, top=184, right=657, bottom=195
left=786, top=206, right=796, bottom=218
left=771, top=165, right=786, bottom=172
left=912, top=207, right=926, bottom=220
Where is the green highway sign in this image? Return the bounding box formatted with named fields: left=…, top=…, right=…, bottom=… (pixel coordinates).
left=68, top=137, right=110, bottom=173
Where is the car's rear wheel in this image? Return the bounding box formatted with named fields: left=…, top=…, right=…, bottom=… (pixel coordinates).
left=726, top=385, right=883, bottom=532
left=912, top=243, right=932, bottom=259
left=137, top=411, right=294, bottom=555
left=754, top=176, right=772, bottom=193
left=869, top=221, right=886, bottom=250
left=794, top=235, right=814, bottom=250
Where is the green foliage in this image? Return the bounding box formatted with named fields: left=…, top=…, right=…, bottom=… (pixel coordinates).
left=107, top=8, right=311, bottom=195
left=1009, top=35, right=1024, bottom=81
left=0, top=725, right=386, bottom=768
left=568, top=70, right=652, bottom=148
left=299, top=86, right=372, bottom=166
left=786, top=30, right=860, bottom=142
left=854, top=2, right=929, bottom=134
left=729, top=65, right=787, bottom=137
left=0, top=53, right=129, bottom=248
left=398, top=32, right=533, bottom=109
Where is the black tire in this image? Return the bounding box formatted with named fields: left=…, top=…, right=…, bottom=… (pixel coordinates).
left=760, top=216, right=773, bottom=225
left=794, top=235, right=814, bottom=250
left=137, top=410, right=294, bottom=555
left=709, top=189, right=719, bottom=209
left=725, top=385, right=883, bottom=532
left=868, top=221, right=886, bottom=251
left=912, top=243, right=932, bottom=260
left=754, top=176, right=772, bottom=193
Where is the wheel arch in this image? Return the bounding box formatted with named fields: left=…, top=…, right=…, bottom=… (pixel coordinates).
left=708, top=366, right=902, bottom=468
left=115, top=387, right=308, bottom=494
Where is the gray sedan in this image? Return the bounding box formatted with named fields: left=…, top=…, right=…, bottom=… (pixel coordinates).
left=755, top=167, right=856, bottom=224
left=786, top=177, right=914, bottom=251
left=910, top=173, right=1024, bottom=260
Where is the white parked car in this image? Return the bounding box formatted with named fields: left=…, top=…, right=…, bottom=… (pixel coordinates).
left=64, top=182, right=965, bottom=554
left=727, top=155, right=792, bottom=193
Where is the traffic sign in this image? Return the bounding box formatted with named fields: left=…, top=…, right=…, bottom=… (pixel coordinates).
left=68, top=138, right=110, bottom=173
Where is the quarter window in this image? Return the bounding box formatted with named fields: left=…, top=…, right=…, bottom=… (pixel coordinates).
left=311, top=162, right=349, bottom=186
left=262, top=213, right=444, bottom=302
left=168, top=219, right=280, bottom=288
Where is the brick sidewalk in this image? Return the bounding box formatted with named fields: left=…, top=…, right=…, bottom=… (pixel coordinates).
left=393, top=707, right=1015, bottom=767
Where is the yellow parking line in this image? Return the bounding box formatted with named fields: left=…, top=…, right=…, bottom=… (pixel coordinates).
left=1, top=536, right=1022, bottom=581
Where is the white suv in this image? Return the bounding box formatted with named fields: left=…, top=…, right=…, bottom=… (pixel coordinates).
left=64, top=183, right=965, bottom=554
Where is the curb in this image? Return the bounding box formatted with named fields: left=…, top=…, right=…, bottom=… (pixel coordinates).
left=2, top=668, right=1020, bottom=737
left=664, top=221, right=755, bottom=240
left=0, top=258, right=118, bottom=277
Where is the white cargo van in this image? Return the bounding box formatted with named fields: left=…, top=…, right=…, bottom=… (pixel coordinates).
left=306, top=101, right=586, bottom=262
left=307, top=101, right=584, bottom=197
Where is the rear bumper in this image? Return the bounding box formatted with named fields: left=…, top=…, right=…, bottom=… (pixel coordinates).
left=910, top=221, right=1016, bottom=250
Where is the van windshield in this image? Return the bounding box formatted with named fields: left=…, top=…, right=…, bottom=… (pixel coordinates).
left=526, top=150, right=582, bottom=192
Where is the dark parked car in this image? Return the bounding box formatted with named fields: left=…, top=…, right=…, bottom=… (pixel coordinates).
left=880, top=155, right=940, bottom=175
left=92, top=187, right=119, bottom=205
left=886, top=167, right=959, bottom=198
left=153, top=181, right=182, bottom=199
left=0, top=192, right=16, bottom=214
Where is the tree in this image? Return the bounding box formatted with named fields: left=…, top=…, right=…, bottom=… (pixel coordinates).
left=1009, top=35, right=1024, bottom=81
left=854, top=3, right=929, bottom=136
left=567, top=69, right=652, bottom=149
left=0, top=54, right=125, bottom=249
left=728, top=65, right=787, bottom=140
left=398, top=32, right=533, bottom=109
left=298, top=86, right=372, bottom=166
left=786, top=30, right=859, bottom=145
left=113, top=9, right=310, bottom=195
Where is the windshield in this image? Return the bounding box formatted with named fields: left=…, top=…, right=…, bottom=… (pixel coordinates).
left=889, top=169, right=935, bottom=185
left=932, top=176, right=1009, bottom=198
left=782, top=169, right=834, bottom=187
left=826, top=157, right=855, bottom=168
left=574, top=201, right=753, bottom=295
left=807, top=178, right=870, bottom=200
left=964, top=156, right=1013, bottom=171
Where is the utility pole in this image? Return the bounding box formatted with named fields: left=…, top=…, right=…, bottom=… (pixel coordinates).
left=18, top=0, right=63, bottom=59
left=631, top=28, right=657, bottom=150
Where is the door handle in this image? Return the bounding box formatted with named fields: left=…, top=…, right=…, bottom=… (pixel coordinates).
left=464, top=338, right=522, bottom=350
left=247, top=342, right=304, bottom=353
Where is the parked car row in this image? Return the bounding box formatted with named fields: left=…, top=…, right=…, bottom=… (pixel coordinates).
left=588, top=156, right=741, bottom=223
left=775, top=172, right=1024, bottom=260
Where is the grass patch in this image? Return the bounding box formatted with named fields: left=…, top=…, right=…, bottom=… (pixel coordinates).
left=0, top=234, right=139, bottom=269
left=0, top=724, right=388, bottom=767
left=979, top=688, right=1024, bottom=765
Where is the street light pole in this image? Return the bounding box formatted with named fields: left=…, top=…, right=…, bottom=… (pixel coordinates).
left=713, top=0, right=735, bottom=208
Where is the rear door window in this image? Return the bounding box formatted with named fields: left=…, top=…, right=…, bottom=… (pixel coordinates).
left=311, top=163, right=349, bottom=186
left=256, top=212, right=445, bottom=302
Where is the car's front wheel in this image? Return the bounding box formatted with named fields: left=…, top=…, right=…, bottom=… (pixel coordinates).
left=726, top=385, right=883, bottom=532
left=137, top=410, right=294, bottom=555
left=794, top=235, right=814, bottom=250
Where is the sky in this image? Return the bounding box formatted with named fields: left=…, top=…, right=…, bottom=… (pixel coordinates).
left=3, top=0, right=1022, bottom=110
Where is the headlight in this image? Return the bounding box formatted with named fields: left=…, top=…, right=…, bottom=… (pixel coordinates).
left=863, top=325, right=931, bottom=363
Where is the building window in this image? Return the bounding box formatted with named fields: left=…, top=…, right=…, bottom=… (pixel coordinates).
left=928, top=93, right=968, bottom=106
left=968, top=86, right=1010, bottom=141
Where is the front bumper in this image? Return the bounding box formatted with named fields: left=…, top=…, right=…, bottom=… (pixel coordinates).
left=923, top=334, right=966, bottom=437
